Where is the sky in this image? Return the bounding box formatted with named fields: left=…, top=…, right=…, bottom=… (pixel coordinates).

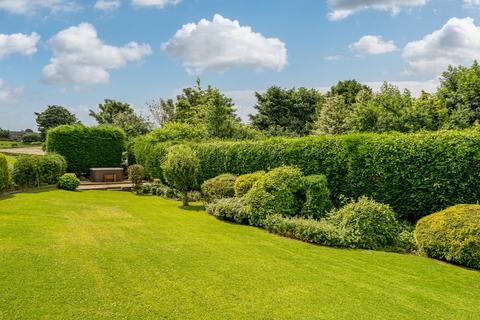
left=1, top=0, right=480, bottom=130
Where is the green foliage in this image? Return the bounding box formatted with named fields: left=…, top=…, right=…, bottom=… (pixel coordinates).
left=21, top=133, right=41, bottom=144
left=327, top=80, right=372, bottom=106
left=161, top=145, right=200, bottom=206
left=244, top=166, right=305, bottom=226
left=206, top=197, right=249, bottom=224
left=328, top=197, right=401, bottom=250
left=314, top=95, right=351, bottom=135
left=0, top=154, right=9, bottom=193
left=0, top=128, right=9, bottom=139
left=140, top=180, right=180, bottom=199
left=58, top=173, right=80, bottom=191
left=128, top=164, right=144, bottom=192
left=36, top=154, right=67, bottom=185
left=234, top=171, right=266, bottom=197
left=46, top=125, right=126, bottom=174
left=201, top=174, right=236, bottom=203
left=250, top=86, right=324, bottom=136
left=414, top=205, right=480, bottom=269
left=190, top=130, right=480, bottom=221
left=263, top=214, right=346, bottom=247
left=12, top=156, right=40, bottom=188
left=35, top=105, right=79, bottom=141
left=301, top=175, right=332, bottom=219
left=149, top=122, right=208, bottom=143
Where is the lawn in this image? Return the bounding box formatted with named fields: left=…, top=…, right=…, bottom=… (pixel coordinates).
left=0, top=191, right=479, bottom=319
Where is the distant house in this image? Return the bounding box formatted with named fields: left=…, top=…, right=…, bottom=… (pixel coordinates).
left=8, top=131, right=25, bottom=141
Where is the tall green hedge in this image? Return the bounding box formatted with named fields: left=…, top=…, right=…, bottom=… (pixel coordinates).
left=46, top=125, right=126, bottom=174
left=0, top=154, right=9, bottom=193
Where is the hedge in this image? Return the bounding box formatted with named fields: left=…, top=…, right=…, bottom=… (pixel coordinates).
left=12, top=154, right=67, bottom=188
left=46, top=125, right=126, bottom=174
left=0, top=154, right=8, bottom=193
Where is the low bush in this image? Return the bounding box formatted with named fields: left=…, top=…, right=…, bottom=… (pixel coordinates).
left=206, top=198, right=249, bottom=224
left=234, top=171, right=265, bottom=197
left=0, top=154, right=9, bottom=193
left=12, top=156, right=39, bottom=188
left=37, top=154, right=67, bottom=185
left=263, top=214, right=346, bottom=247
left=201, top=174, right=237, bottom=203
left=58, top=173, right=80, bottom=191
left=414, top=205, right=480, bottom=269
left=328, top=197, right=401, bottom=250
left=244, top=166, right=304, bottom=226
left=301, top=175, right=332, bottom=219
left=22, top=133, right=41, bottom=144
left=128, top=164, right=144, bottom=192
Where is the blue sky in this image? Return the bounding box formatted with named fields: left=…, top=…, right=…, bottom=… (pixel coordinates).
left=1, top=0, right=480, bottom=130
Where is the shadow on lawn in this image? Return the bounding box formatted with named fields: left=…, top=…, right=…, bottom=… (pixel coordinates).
left=0, top=187, right=58, bottom=201
left=179, top=204, right=206, bottom=212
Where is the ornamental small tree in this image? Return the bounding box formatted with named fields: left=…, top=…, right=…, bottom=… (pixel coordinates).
left=161, top=145, right=199, bottom=207
left=128, top=164, right=145, bottom=193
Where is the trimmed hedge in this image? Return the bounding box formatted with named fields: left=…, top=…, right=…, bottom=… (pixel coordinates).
left=37, top=154, right=67, bottom=185
left=206, top=197, right=249, bottom=224
left=301, top=175, right=332, bottom=219
left=234, top=171, right=265, bottom=197
left=46, top=125, right=126, bottom=174
left=415, top=205, right=480, bottom=269
left=182, top=130, right=480, bottom=221
left=12, top=154, right=67, bottom=188
left=201, top=174, right=236, bottom=203
left=0, top=154, right=8, bottom=193
left=58, top=173, right=80, bottom=191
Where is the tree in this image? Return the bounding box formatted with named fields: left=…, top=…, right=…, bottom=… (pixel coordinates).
left=204, top=89, right=239, bottom=139
left=147, top=98, right=175, bottom=128
left=250, top=86, right=323, bottom=136
left=89, top=99, right=134, bottom=124
left=327, top=80, right=372, bottom=106
left=0, top=128, right=9, bottom=139
left=35, top=105, right=79, bottom=141
left=314, top=96, right=351, bottom=135
left=161, top=145, right=200, bottom=207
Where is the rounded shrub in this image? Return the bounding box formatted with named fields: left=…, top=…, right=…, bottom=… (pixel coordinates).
left=12, top=156, right=39, bottom=188
left=206, top=197, right=249, bottom=224
left=58, top=173, right=80, bottom=191
left=162, top=145, right=199, bottom=206
left=0, top=154, right=9, bottom=193
left=234, top=171, right=265, bottom=197
left=244, top=166, right=304, bottom=226
left=37, top=154, right=67, bottom=185
left=128, top=164, right=144, bottom=192
left=414, top=205, right=480, bottom=269
left=329, top=197, right=401, bottom=250
left=301, top=175, right=333, bottom=219
left=201, top=174, right=237, bottom=203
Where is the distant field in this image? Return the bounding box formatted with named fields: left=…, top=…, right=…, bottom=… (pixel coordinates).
left=0, top=140, right=30, bottom=149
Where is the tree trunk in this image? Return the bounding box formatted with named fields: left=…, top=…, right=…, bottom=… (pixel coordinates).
left=182, top=191, right=189, bottom=207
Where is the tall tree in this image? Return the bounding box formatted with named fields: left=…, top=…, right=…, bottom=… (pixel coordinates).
left=314, top=96, right=351, bottom=135
left=35, top=105, right=79, bottom=140
left=204, top=89, right=239, bottom=139
left=250, top=86, right=323, bottom=136
left=327, top=80, right=372, bottom=106
left=147, top=98, right=175, bottom=128
left=89, top=99, right=134, bottom=124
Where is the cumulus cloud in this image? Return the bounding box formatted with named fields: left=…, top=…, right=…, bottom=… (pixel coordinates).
left=324, top=55, right=343, bottom=61
left=94, top=0, right=120, bottom=10
left=327, top=0, right=428, bottom=21
left=0, top=0, right=78, bottom=15
left=132, top=0, right=180, bottom=8
left=350, top=35, right=397, bottom=55
left=0, top=32, right=40, bottom=59
left=0, top=79, right=23, bottom=105
left=42, top=23, right=152, bottom=86
left=161, top=14, right=287, bottom=74
left=403, top=17, right=480, bottom=75
left=464, top=0, right=480, bottom=6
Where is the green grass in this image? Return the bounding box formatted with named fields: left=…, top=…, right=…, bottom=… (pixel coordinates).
left=0, top=140, right=41, bottom=149
left=1, top=190, right=479, bottom=319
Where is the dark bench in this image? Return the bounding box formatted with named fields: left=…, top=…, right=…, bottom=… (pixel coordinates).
left=90, top=168, right=124, bottom=183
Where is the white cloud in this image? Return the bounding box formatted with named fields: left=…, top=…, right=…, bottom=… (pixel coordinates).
left=94, top=0, right=120, bottom=10
left=464, top=0, right=480, bottom=6
left=327, top=0, right=428, bottom=21
left=403, top=17, right=480, bottom=75
left=350, top=35, right=397, bottom=55
left=42, top=23, right=152, bottom=86
left=324, top=55, right=343, bottom=61
left=0, top=33, right=40, bottom=59
left=0, top=0, right=78, bottom=15
left=161, top=14, right=287, bottom=74
left=132, top=0, right=180, bottom=8
left=0, top=79, right=23, bottom=105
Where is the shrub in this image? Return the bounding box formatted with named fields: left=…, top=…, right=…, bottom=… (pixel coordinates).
left=301, top=175, right=332, bottom=219
left=162, top=145, right=199, bottom=206
left=182, top=130, right=480, bottom=221
left=201, top=174, right=237, bottom=203
left=414, top=205, right=480, bottom=269
left=206, top=198, right=249, bottom=224
left=22, top=133, right=41, bottom=144
left=46, top=125, right=126, bottom=174
left=12, top=156, right=39, bottom=188
left=0, top=154, right=9, bottom=193
left=37, top=154, right=67, bottom=185
left=328, top=197, right=401, bottom=250
left=148, top=122, right=208, bottom=143
left=263, top=214, right=345, bottom=247
left=234, top=171, right=265, bottom=197
left=244, top=166, right=304, bottom=226
left=128, top=164, right=144, bottom=192
left=58, top=173, right=80, bottom=191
